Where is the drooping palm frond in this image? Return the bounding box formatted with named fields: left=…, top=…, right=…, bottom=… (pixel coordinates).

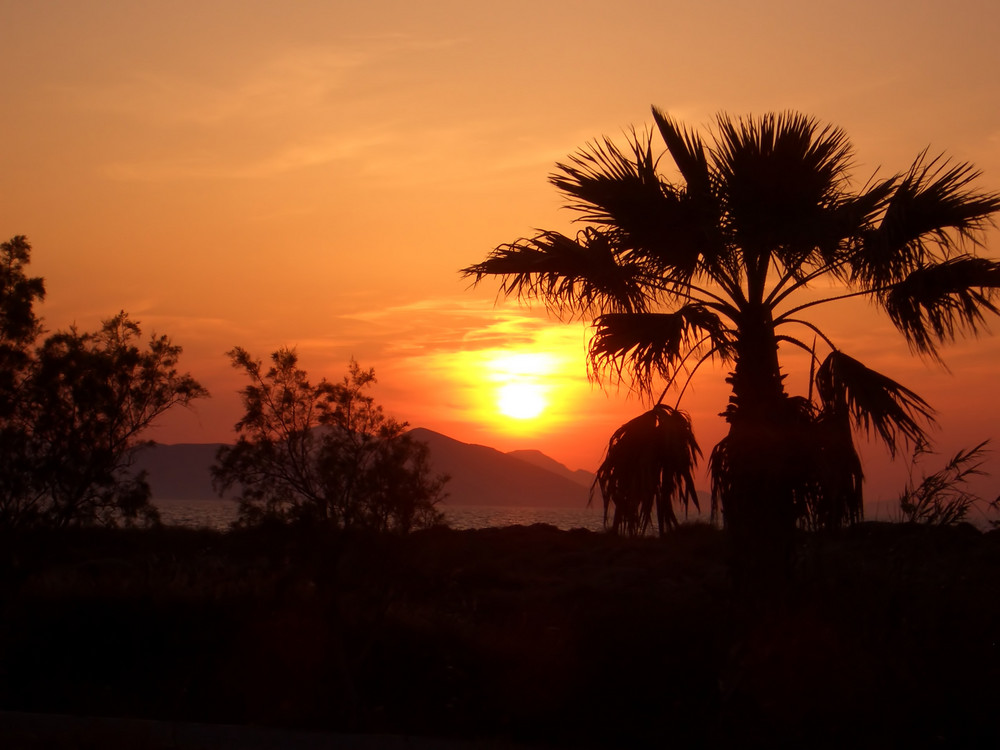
left=803, top=408, right=865, bottom=530
left=588, top=307, right=734, bottom=392
left=883, top=255, right=1000, bottom=357
left=461, top=228, right=649, bottom=317
left=775, top=395, right=865, bottom=531
left=593, top=404, right=701, bottom=536
left=853, top=154, right=1000, bottom=288
left=709, top=394, right=864, bottom=531
left=815, top=350, right=933, bottom=456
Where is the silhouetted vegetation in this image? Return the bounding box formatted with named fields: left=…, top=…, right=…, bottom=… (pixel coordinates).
left=465, top=110, right=1000, bottom=562
left=594, top=404, right=701, bottom=535
left=1, top=522, right=999, bottom=748
left=898, top=440, right=994, bottom=525
left=0, top=237, right=207, bottom=530
left=213, top=348, right=447, bottom=532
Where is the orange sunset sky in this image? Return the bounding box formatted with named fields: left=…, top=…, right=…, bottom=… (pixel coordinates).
left=4, top=1, right=1000, bottom=509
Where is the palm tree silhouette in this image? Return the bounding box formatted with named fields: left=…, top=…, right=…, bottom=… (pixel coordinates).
left=464, top=109, right=1000, bottom=553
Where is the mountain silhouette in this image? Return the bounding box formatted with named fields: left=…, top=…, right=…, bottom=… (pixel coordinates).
left=133, top=429, right=597, bottom=509
left=506, top=449, right=595, bottom=488
left=409, top=428, right=595, bottom=508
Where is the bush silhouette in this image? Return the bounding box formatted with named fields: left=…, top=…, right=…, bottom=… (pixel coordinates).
left=214, top=349, right=447, bottom=533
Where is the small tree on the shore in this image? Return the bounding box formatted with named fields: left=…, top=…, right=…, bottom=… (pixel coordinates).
left=213, top=349, right=447, bottom=533
left=0, top=236, right=208, bottom=529
left=464, top=109, right=1000, bottom=561
left=27, top=313, right=208, bottom=527
left=0, top=236, right=47, bottom=528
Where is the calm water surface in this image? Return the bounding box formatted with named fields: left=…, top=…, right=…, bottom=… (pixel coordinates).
left=156, top=497, right=1000, bottom=533
left=154, top=498, right=609, bottom=532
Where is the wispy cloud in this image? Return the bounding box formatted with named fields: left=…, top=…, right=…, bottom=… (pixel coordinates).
left=101, top=131, right=398, bottom=182
left=89, top=34, right=555, bottom=185
left=83, top=30, right=579, bottom=188
left=82, top=34, right=459, bottom=126
left=342, top=296, right=564, bottom=356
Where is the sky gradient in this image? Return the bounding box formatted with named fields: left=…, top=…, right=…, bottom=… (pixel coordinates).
left=4, top=0, right=1000, bottom=510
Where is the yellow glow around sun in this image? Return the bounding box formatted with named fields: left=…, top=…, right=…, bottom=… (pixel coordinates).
left=419, top=318, right=596, bottom=435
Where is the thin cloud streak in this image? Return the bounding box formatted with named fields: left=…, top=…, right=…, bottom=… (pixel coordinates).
left=342, top=297, right=564, bottom=356
left=77, top=35, right=463, bottom=127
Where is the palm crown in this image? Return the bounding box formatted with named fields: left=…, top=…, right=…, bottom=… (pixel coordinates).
left=464, top=108, right=1000, bottom=538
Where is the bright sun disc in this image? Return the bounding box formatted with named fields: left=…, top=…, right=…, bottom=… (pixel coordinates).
left=497, top=382, right=546, bottom=420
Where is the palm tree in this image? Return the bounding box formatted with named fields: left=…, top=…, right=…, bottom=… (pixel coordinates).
left=463, top=109, right=1000, bottom=555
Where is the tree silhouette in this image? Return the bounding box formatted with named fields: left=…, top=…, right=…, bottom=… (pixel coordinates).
left=0, top=236, right=208, bottom=529
left=464, top=109, right=1000, bottom=557
left=214, top=349, right=447, bottom=533
left=25, top=312, right=208, bottom=527
left=0, top=236, right=47, bottom=528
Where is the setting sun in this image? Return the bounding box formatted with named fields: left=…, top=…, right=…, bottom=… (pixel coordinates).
left=486, top=351, right=556, bottom=424
left=497, top=382, right=546, bottom=420
left=416, top=322, right=610, bottom=444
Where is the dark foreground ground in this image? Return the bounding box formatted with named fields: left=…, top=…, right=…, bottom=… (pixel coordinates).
left=0, top=521, right=998, bottom=748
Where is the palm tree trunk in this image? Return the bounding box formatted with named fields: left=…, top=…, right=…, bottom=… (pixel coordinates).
left=715, top=306, right=798, bottom=584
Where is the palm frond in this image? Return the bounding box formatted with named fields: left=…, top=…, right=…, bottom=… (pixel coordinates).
left=651, top=107, right=711, bottom=196
left=854, top=154, right=1000, bottom=287
left=650, top=107, right=735, bottom=285
left=710, top=395, right=864, bottom=531
left=804, top=409, right=865, bottom=529
left=461, top=228, right=650, bottom=317
left=807, top=177, right=899, bottom=267
left=883, top=256, right=1000, bottom=356
left=551, top=132, right=662, bottom=224
left=712, top=112, right=854, bottom=258
left=593, top=404, right=701, bottom=536
left=589, top=307, right=734, bottom=392
left=550, top=134, right=706, bottom=280
left=758, top=176, right=899, bottom=311
left=815, top=350, right=933, bottom=456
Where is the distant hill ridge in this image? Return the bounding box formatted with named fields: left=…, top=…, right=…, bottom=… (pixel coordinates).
left=134, top=428, right=598, bottom=509
left=506, top=448, right=595, bottom=488
left=408, top=428, right=595, bottom=508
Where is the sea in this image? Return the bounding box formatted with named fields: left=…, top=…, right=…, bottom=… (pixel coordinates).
left=155, top=497, right=1000, bottom=534
left=154, top=498, right=610, bottom=533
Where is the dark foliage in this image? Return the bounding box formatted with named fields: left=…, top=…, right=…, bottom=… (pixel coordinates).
left=464, top=109, right=1000, bottom=540
left=213, top=349, right=447, bottom=533
left=593, top=404, right=701, bottom=535
left=898, top=440, right=993, bottom=525
left=0, top=237, right=207, bottom=530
